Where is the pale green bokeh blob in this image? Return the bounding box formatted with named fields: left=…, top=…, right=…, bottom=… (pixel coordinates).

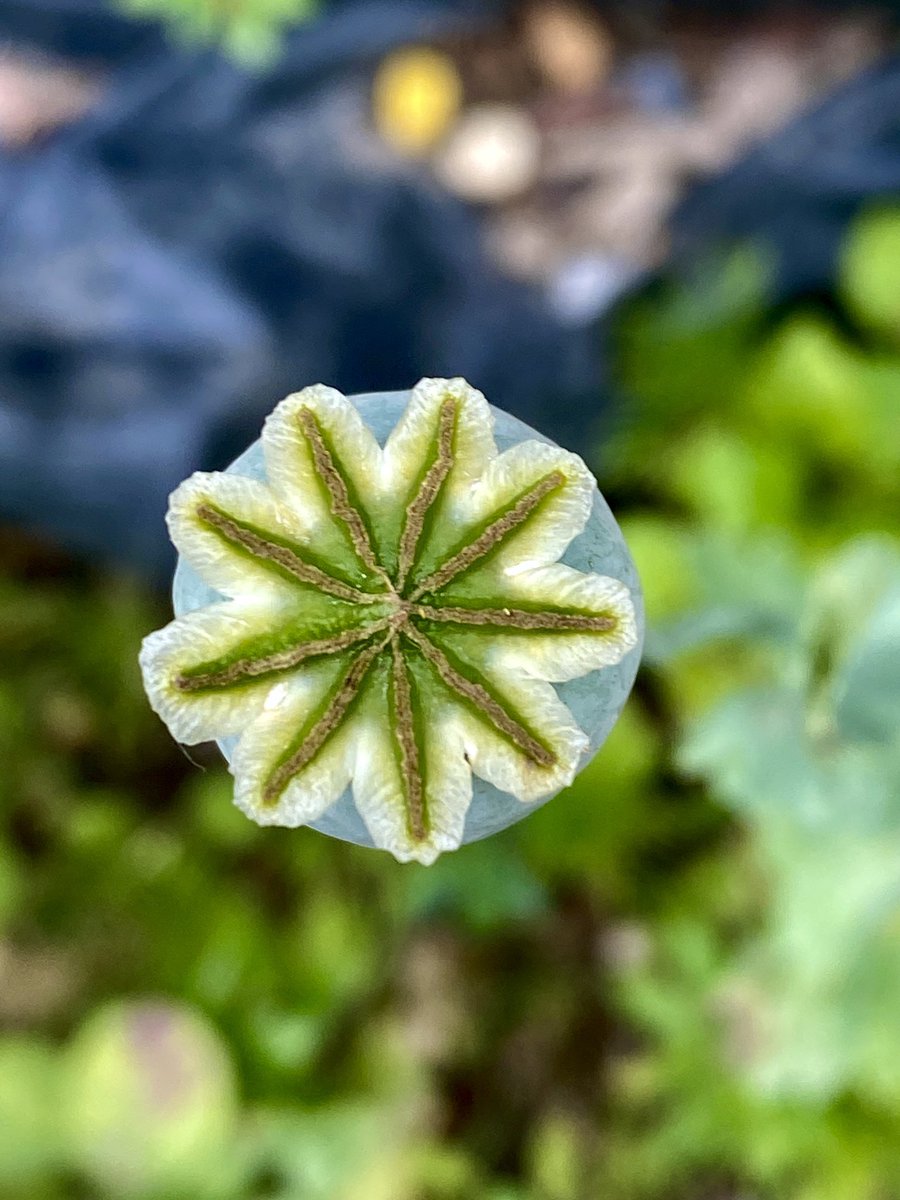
left=60, top=999, right=239, bottom=1197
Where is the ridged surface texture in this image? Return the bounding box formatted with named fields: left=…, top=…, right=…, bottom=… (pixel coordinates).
left=141, top=380, right=643, bottom=863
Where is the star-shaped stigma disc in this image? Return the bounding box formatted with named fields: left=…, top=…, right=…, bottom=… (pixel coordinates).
left=140, top=378, right=639, bottom=863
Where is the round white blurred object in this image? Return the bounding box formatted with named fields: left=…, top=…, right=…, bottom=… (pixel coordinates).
left=434, top=104, right=541, bottom=204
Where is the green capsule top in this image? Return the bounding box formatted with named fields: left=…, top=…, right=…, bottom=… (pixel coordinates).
left=142, top=379, right=643, bottom=863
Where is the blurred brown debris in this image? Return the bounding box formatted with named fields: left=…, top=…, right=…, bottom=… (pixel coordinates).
left=0, top=48, right=101, bottom=147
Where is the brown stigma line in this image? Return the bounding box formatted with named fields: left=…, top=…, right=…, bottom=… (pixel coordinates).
left=410, top=470, right=566, bottom=600
left=414, top=604, right=616, bottom=633
left=174, top=619, right=390, bottom=693
left=403, top=623, right=555, bottom=768
left=196, top=504, right=379, bottom=605
left=262, top=633, right=390, bottom=805
left=395, top=395, right=456, bottom=591
left=297, top=406, right=389, bottom=584
left=390, top=633, right=426, bottom=841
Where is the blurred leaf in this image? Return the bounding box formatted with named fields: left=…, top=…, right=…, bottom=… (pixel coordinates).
left=188, top=895, right=274, bottom=1010
left=519, top=703, right=661, bottom=896
left=0, top=1038, right=61, bottom=1186
left=679, top=685, right=900, bottom=835
left=244, top=1004, right=324, bottom=1077
left=834, top=587, right=900, bottom=744
left=119, top=0, right=319, bottom=62
left=338, top=1140, right=481, bottom=1200
left=742, top=314, right=891, bottom=485
left=731, top=826, right=900, bottom=1105
left=617, top=516, right=696, bottom=623
left=527, top=1110, right=584, bottom=1200
left=666, top=424, right=800, bottom=533
left=613, top=245, right=770, bottom=418
left=286, top=882, right=384, bottom=1006
left=805, top=537, right=900, bottom=746
left=402, top=837, right=546, bottom=933
left=646, top=531, right=804, bottom=664
left=186, top=769, right=260, bottom=850
left=247, top=1103, right=391, bottom=1200
left=63, top=790, right=134, bottom=856
left=0, top=845, right=25, bottom=928
left=840, top=206, right=900, bottom=345
left=803, top=537, right=900, bottom=667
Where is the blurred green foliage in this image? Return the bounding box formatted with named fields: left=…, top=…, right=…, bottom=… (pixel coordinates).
left=0, top=206, right=898, bottom=1199
left=600, top=204, right=900, bottom=1198
left=117, top=0, right=318, bottom=62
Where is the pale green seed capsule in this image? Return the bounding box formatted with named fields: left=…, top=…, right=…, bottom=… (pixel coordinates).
left=140, top=379, right=643, bottom=864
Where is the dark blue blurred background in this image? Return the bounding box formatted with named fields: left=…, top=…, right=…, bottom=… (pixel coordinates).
left=0, top=0, right=897, bottom=575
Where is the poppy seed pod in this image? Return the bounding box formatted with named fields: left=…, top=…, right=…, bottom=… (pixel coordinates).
left=141, top=379, right=643, bottom=863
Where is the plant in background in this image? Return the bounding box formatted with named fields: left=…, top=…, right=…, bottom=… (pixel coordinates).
left=598, top=205, right=900, bottom=1197
left=118, top=0, right=318, bottom=61
left=140, top=378, right=639, bottom=864
left=3, top=196, right=899, bottom=1199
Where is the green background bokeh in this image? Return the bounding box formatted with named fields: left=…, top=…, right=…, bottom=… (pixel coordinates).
left=1, top=205, right=899, bottom=1200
